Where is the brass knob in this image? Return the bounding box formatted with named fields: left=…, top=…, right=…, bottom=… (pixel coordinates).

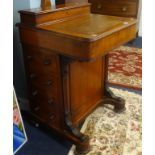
left=48, top=99, right=54, bottom=105
left=34, top=106, right=40, bottom=111
left=97, top=4, right=103, bottom=10
left=27, top=55, right=32, bottom=60
left=122, top=6, right=127, bottom=12
left=35, top=123, right=39, bottom=128
left=46, top=80, right=53, bottom=86
left=49, top=114, right=55, bottom=120
left=32, top=90, right=38, bottom=96
left=29, top=73, right=36, bottom=79
left=44, top=59, right=51, bottom=65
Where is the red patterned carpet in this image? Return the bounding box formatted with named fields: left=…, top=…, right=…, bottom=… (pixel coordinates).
left=107, top=46, right=142, bottom=90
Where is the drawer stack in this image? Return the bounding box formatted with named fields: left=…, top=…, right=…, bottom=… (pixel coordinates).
left=22, top=45, right=61, bottom=128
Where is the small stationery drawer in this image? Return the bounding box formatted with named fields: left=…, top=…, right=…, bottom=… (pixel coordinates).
left=30, top=102, right=59, bottom=127
left=30, top=101, right=48, bottom=121
left=27, top=70, right=58, bottom=94
left=47, top=113, right=60, bottom=128
left=30, top=96, right=58, bottom=113
left=23, top=45, right=59, bottom=75
left=28, top=83, right=58, bottom=104
left=29, top=95, right=60, bottom=127
left=89, top=0, right=139, bottom=18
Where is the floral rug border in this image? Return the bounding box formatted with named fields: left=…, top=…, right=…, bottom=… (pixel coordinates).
left=68, top=87, right=142, bottom=155
left=107, top=46, right=142, bottom=90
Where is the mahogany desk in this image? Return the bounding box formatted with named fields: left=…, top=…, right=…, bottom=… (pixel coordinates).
left=17, top=2, right=137, bottom=154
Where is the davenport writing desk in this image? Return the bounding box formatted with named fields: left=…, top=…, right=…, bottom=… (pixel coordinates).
left=17, top=2, right=137, bottom=154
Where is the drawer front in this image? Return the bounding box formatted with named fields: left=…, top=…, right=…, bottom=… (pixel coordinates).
left=27, top=70, right=58, bottom=97
left=89, top=0, right=139, bottom=18
left=30, top=100, right=48, bottom=122
left=29, top=86, right=60, bottom=127
left=30, top=99, right=60, bottom=127
left=23, top=45, right=59, bottom=75
left=29, top=85, right=58, bottom=107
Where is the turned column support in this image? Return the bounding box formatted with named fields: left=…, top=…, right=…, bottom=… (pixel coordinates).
left=61, top=56, right=90, bottom=154
left=65, top=112, right=90, bottom=154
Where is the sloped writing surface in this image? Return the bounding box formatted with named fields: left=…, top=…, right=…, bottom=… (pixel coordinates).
left=39, top=14, right=136, bottom=41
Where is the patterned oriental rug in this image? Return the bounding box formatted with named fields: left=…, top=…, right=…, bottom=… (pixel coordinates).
left=68, top=87, right=142, bottom=155
left=107, top=46, right=142, bottom=90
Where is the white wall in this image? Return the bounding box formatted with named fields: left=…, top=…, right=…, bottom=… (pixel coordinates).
left=30, top=0, right=40, bottom=8
left=13, top=0, right=30, bottom=110
left=138, top=0, right=142, bottom=37
left=139, top=14, right=142, bottom=37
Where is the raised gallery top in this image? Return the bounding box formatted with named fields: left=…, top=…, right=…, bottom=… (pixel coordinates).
left=18, top=2, right=90, bottom=15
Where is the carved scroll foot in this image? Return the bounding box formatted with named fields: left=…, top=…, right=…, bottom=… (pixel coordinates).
left=104, top=87, right=126, bottom=113
left=75, top=136, right=90, bottom=155
left=65, top=113, right=90, bottom=154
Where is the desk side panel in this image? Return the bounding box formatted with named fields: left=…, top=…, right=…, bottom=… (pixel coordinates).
left=69, top=57, right=105, bottom=125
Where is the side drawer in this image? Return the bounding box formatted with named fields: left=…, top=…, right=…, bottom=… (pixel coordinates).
left=29, top=89, right=60, bottom=128
left=22, top=44, right=59, bottom=75
left=26, top=70, right=58, bottom=97
left=89, top=0, right=139, bottom=18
